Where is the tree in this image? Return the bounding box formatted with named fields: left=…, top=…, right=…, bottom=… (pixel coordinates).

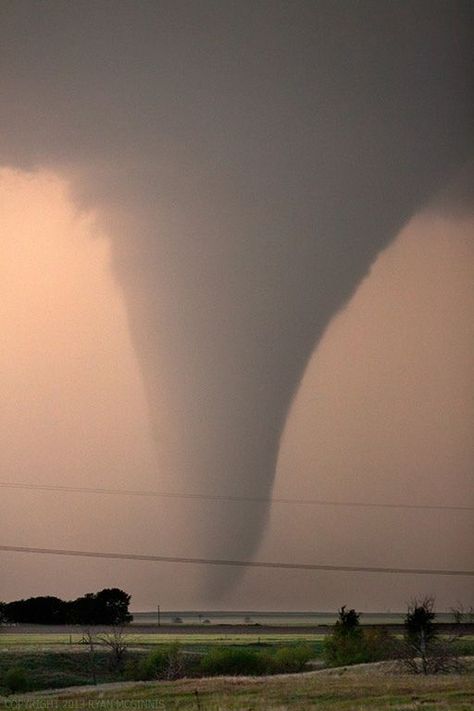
left=81, top=628, right=98, bottom=685
left=2, top=588, right=133, bottom=626
left=5, top=596, right=68, bottom=624
left=0, top=601, right=7, bottom=626
left=450, top=603, right=474, bottom=627
left=98, top=625, right=129, bottom=671
left=401, top=596, right=463, bottom=674
left=69, top=593, right=99, bottom=625
left=335, top=606, right=360, bottom=635
left=69, top=588, right=133, bottom=625
left=323, top=606, right=396, bottom=667
left=95, top=588, right=133, bottom=625
left=323, top=606, right=363, bottom=666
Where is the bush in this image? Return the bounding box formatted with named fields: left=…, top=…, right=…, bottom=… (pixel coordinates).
left=324, top=627, right=397, bottom=667
left=125, top=645, right=316, bottom=681
left=323, top=607, right=396, bottom=667
left=4, top=667, right=29, bottom=694
left=323, top=630, right=365, bottom=667
left=135, top=644, right=186, bottom=680
left=362, top=627, right=398, bottom=662
left=200, top=647, right=268, bottom=676
left=323, top=606, right=362, bottom=667
left=142, top=647, right=170, bottom=679
left=272, top=645, right=312, bottom=673
left=401, top=597, right=464, bottom=674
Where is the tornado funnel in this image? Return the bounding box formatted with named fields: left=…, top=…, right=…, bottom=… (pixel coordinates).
left=0, top=1, right=472, bottom=595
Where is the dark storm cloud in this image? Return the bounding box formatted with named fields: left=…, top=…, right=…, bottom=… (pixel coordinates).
left=1, top=1, right=472, bottom=593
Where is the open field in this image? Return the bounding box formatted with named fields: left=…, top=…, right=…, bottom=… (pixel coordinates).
left=0, top=639, right=324, bottom=692
left=3, top=622, right=472, bottom=643
left=1, top=625, right=473, bottom=706
left=131, top=611, right=460, bottom=626
left=0, top=632, right=326, bottom=649
left=1, top=665, right=473, bottom=710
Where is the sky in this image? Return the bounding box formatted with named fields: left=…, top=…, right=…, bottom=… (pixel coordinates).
left=0, top=1, right=472, bottom=610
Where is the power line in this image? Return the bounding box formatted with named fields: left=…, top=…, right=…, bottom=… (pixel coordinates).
left=0, top=480, right=472, bottom=512
left=0, top=545, right=473, bottom=577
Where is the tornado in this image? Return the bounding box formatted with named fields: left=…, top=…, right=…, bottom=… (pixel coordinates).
left=0, top=1, right=472, bottom=595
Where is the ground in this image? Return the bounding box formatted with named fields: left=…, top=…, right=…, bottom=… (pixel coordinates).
left=0, top=628, right=473, bottom=709
left=1, top=664, right=473, bottom=710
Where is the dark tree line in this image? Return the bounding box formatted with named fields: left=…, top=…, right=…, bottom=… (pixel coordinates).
left=1, top=588, right=132, bottom=625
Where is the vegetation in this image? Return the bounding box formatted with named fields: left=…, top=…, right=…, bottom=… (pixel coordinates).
left=321, top=598, right=471, bottom=674
left=124, top=642, right=314, bottom=681
left=0, top=639, right=319, bottom=693
left=4, top=596, right=67, bottom=625
left=271, top=644, right=313, bottom=673
left=3, top=668, right=28, bottom=695
left=127, top=643, right=191, bottom=681
left=450, top=604, right=474, bottom=626
left=97, top=625, right=130, bottom=671
left=199, top=647, right=269, bottom=676
left=0, top=598, right=472, bottom=700
left=323, top=606, right=396, bottom=667
left=1, top=667, right=473, bottom=710
left=3, top=588, right=133, bottom=626
left=401, top=596, right=464, bottom=674
left=0, top=631, right=326, bottom=648
left=0, top=649, right=145, bottom=693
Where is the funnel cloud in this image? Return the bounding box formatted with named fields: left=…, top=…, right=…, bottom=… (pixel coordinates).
left=0, top=1, right=472, bottom=595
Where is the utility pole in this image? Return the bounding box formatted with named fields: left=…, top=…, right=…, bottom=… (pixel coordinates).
left=157, top=604, right=161, bottom=627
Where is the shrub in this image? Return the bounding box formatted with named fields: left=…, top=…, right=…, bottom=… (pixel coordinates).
left=401, top=597, right=464, bottom=674
left=4, top=667, right=29, bottom=694
left=362, top=627, right=398, bottom=662
left=138, top=649, right=167, bottom=680
left=336, top=606, right=360, bottom=632
left=323, top=606, right=363, bottom=667
left=272, top=645, right=312, bottom=673
left=323, top=630, right=365, bottom=667
left=323, top=606, right=396, bottom=667
left=138, top=644, right=186, bottom=680
left=200, top=647, right=268, bottom=676
left=324, top=627, right=397, bottom=667
left=123, top=657, right=143, bottom=681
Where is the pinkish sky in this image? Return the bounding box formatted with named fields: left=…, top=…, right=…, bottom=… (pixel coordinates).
left=1, top=169, right=472, bottom=611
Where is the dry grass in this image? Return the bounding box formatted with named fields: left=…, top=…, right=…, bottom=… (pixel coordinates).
left=1, top=661, right=473, bottom=710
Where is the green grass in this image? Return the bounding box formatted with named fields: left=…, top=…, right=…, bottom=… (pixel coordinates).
left=0, top=650, right=125, bottom=692
left=0, top=632, right=472, bottom=703
left=2, top=632, right=471, bottom=654
left=0, top=632, right=326, bottom=648
left=0, top=634, right=85, bottom=647
left=0, top=640, right=325, bottom=693
left=456, top=638, right=474, bottom=656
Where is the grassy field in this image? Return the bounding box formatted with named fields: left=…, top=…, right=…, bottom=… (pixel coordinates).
left=2, top=631, right=472, bottom=652
left=0, top=668, right=473, bottom=710
left=0, top=639, right=325, bottom=692
left=0, top=632, right=325, bottom=648
left=1, top=631, right=473, bottom=708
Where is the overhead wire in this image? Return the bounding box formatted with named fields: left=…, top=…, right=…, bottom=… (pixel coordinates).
left=0, top=544, right=472, bottom=576
left=0, top=481, right=472, bottom=512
